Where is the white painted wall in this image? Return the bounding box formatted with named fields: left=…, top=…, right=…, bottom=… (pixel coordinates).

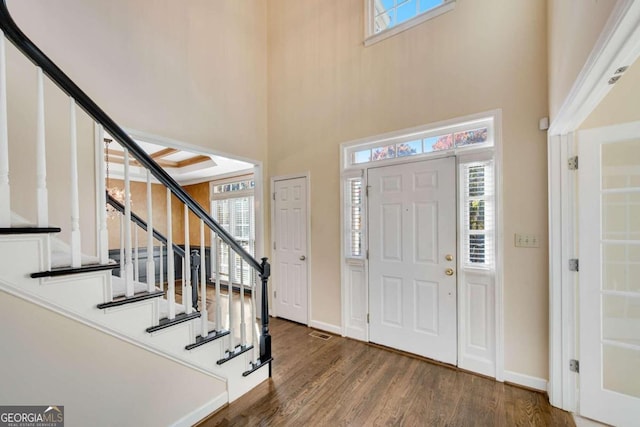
left=548, top=0, right=617, bottom=121
left=268, top=0, right=550, bottom=381
left=0, top=290, right=226, bottom=427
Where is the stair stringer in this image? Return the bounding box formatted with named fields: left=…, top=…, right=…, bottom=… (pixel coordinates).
left=0, top=234, right=270, bottom=403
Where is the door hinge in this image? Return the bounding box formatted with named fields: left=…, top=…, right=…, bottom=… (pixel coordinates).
left=273, top=192, right=276, bottom=200
left=366, top=249, right=369, bottom=260
left=274, top=290, right=277, bottom=299
left=366, top=185, right=370, bottom=197
left=367, top=313, right=370, bottom=324
left=569, top=258, right=579, bottom=272
left=568, top=156, right=579, bottom=170
left=273, top=241, right=276, bottom=250
left=570, top=359, right=579, bottom=373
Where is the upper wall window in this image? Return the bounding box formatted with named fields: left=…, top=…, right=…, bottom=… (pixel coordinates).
left=346, top=119, right=493, bottom=169
left=365, top=0, right=456, bottom=46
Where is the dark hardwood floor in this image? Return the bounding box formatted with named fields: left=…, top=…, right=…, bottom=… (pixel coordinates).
left=198, top=318, right=574, bottom=426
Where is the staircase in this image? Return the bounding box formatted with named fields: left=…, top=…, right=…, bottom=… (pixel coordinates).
left=0, top=1, right=271, bottom=424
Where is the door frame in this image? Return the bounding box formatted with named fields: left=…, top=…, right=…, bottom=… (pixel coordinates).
left=270, top=173, right=312, bottom=326
left=547, top=0, right=640, bottom=412
left=339, top=109, right=504, bottom=381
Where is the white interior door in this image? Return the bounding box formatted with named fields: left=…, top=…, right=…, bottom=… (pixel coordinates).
left=368, top=157, right=457, bottom=364
left=578, top=121, right=640, bottom=426
left=273, top=177, right=308, bottom=324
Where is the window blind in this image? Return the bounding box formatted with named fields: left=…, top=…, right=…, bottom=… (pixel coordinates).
left=349, top=178, right=363, bottom=257
left=462, top=161, right=494, bottom=268
left=212, top=195, right=255, bottom=284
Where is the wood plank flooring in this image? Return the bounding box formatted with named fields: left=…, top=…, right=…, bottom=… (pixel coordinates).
left=198, top=318, right=574, bottom=426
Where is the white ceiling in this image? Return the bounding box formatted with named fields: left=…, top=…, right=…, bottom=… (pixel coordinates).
left=104, top=136, right=255, bottom=185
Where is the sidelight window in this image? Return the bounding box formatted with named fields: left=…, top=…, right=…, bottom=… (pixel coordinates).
left=461, top=161, right=494, bottom=268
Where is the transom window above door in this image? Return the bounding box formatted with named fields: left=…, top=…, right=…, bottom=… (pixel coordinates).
left=346, top=117, right=493, bottom=168
left=365, top=0, right=456, bottom=45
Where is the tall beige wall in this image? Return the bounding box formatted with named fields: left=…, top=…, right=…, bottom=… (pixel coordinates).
left=7, top=0, right=268, bottom=161
left=4, top=0, right=267, bottom=253
left=0, top=291, right=226, bottom=426
left=268, top=0, right=550, bottom=379
left=548, top=0, right=617, bottom=121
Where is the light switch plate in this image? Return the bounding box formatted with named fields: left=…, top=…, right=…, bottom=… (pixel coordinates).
left=515, top=233, right=539, bottom=248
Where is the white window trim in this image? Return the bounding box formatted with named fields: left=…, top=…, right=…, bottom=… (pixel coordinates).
left=210, top=174, right=255, bottom=201
left=340, top=109, right=504, bottom=381
left=459, top=155, right=495, bottom=271
left=364, top=0, right=456, bottom=47
left=344, top=115, right=494, bottom=170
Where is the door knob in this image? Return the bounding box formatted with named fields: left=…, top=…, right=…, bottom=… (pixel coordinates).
left=445, top=268, right=454, bottom=276
left=445, top=254, right=454, bottom=261
left=300, top=255, right=306, bottom=261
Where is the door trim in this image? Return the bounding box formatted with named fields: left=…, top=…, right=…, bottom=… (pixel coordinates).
left=547, top=0, right=640, bottom=411
left=339, top=109, right=504, bottom=381
left=270, top=173, right=311, bottom=325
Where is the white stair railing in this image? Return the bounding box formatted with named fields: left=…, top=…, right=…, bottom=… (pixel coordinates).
left=97, top=126, right=109, bottom=264
left=227, top=245, right=234, bottom=350
left=119, top=214, right=124, bottom=278
left=123, top=148, right=133, bottom=295
left=69, top=98, right=81, bottom=268
left=0, top=8, right=273, bottom=371
left=200, top=220, right=208, bottom=338
left=213, top=232, right=222, bottom=331
left=166, top=188, right=176, bottom=320
left=134, top=225, right=139, bottom=283
left=240, top=258, right=247, bottom=347
left=159, top=243, right=164, bottom=293
left=184, top=205, right=192, bottom=315
left=251, top=269, right=259, bottom=362
left=0, top=32, right=10, bottom=228
left=147, top=171, right=156, bottom=292
left=35, top=67, right=48, bottom=227
left=146, top=170, right=155, bottom=293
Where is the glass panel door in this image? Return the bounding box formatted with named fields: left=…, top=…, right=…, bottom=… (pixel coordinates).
left=579, top=122, right=640, bottom=426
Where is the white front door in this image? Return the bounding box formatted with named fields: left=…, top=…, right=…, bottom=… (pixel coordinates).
left=368, top=157, right=457, bottom=364
left=578, top=121, right=640, bottom=426
left=273, top=177, right=309, bottom=324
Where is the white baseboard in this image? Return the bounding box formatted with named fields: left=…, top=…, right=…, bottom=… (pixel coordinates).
left=504, top=370, right=548, bottom=392
left=170, top=392, right=228, bottom=427
left=309, top=320, right=342, bottom=335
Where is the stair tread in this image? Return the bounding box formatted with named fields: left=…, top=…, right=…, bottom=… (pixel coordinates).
left=185, top=329, right=230, bottom=350
left=242, top=357, right=273, bottom=377
left=97, top=290, right=165, bottom=309
left=146, top=311, right=201, bottom=333
left=217, top=344, right=254, bottom=365
left=0, top=226, right=62, bottom=234
left=31, top=262, right=119, bottom=278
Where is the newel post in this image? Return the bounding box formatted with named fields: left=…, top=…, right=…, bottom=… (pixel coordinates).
left=190, top=249, right=200, bottom=312
left=259, top=257, right=272, bottom=371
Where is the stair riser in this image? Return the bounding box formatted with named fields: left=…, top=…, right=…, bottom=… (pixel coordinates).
left=0, top=235, right=267, bottom=401
left=0, top=235, right=50, bottom=283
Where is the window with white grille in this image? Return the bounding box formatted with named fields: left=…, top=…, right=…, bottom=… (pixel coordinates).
left=347, top=177, right=364, bottom=258
left=211, top=178, right=255, bottom=284
left=461, top=161, right=494, bottom=268
left=365, top=0, right=456, bottom=44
